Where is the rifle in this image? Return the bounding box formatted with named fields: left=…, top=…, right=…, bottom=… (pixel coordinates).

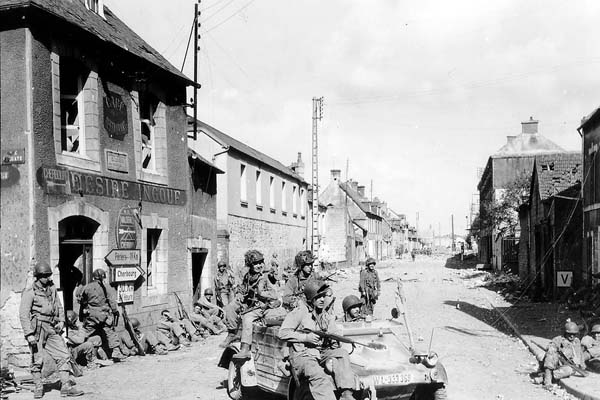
left=531, top=340, right=588, bottom=377
left=325, top=297, right=336, bottom=313
left=173, top=292, right=200, bottom=331
left=322, top=271, right=338, bottom=283
left=298, top=327, right=384, bottom=350
left=119, top=295, right=145, bottom=356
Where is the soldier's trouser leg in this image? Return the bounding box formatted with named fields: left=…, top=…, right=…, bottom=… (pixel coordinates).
left=543, top=350, right=560, bottom=371
left=119, top=331, right=136, bottom=356
left=101, top=323, right=121, bottom=350
left=290, top=354, right=336, bottom=400
left=240, top=309, right=265, bottom=345
left=142, top=331, right=159, bottom=352
left=72, top=342, right=95, bottom=364
left=553, top=365, right=575, bottom=379
left=35, top=331, right=71, bottom=373
left=180, top=318, right=199, bottom=336
left=321, top=348, right=355, bottom=390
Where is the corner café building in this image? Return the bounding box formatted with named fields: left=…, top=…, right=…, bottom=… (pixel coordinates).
left=0, top=0, right=201, bottom=364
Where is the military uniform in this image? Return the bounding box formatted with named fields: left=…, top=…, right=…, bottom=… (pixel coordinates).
left=214, top=268, right=236, bottom=307
left=543, top=335, right=585, bottom=379
left=283, top=272, right=320, bottom=310
left=582, top=334, right=600, bottom=372
left=279, top=302, right=355, bottom=400
left=156, top=313, right=199, bottom=346
left=64, top=317, right=102, bottom=367
left=78, top=279, right=123, bottom=356
left=358, top=265, right=380, bottom=315
left=238, top=270, right=280, bottom=346
left=119, top=328, right=172, bottom=356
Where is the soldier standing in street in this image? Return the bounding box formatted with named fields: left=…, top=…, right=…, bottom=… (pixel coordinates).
left=279, top=281, right=356, bottom=400
left=582, top=323, right=600, bottom=372
left=78, top=268, right=125, bottom=361
left=214, top=261, right=236, bottom=307
left=342, top=295, right=365, bottom=322
left=359, top=257, right=380, bottom=315
left=542, top=320, right=585, bottom=387
left=283, top=250, right=320, bottom=310
left=233, top=250, right=281, bottom=360
left=19, top=261, right=83, bottom=398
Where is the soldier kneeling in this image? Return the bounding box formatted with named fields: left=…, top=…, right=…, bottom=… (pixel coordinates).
left=542, top=320, right=586, bottom=387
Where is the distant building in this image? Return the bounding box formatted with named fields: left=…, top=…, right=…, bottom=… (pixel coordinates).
left=477, top=117, right=564, bottom=271
left=518, top=152, right=582, bottom=298
left=578, top=107, right=600, bottom=284
left=188, top=120, right=308, bottom=275
left=1, top=0, right=194, bottom=367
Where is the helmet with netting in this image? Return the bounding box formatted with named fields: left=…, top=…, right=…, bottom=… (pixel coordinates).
left=295, top=250, right=314, bottom=270
left=244, top=250, right=264, bottom=267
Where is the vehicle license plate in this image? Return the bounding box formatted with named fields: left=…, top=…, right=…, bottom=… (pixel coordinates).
left=372, top=373, right=412, bottom=386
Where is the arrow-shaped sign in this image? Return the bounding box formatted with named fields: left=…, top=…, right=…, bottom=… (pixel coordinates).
left=105, top=249, right=140, bottom=266
left=112, top=266, right=144, bottom=283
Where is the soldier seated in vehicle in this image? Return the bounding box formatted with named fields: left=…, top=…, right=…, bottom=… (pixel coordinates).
left=120, top=317, right=179, bottom=356
left=341, top=295, right=365, bottom=322
left=582, top=323, right=600, bottom=372
left=233, top=250, right=282, bottom=360
left=283, top=250, right=321, bottom=310
left=279, top=281, right=356, bottom=400
left=64, top=310, right=102, bottom=369
left=542, top=320, right=586, bottom=387
left=156, top=309, right=201, bottom=347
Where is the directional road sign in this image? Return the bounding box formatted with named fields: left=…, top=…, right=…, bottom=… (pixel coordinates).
left=105, top=249, right=140, bottom=266
left=112, top=266, right=144, bottom=283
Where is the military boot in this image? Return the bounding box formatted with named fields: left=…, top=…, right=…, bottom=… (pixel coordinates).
left=110, top=346, right=126, bottom=361
left=60, top=372, right=83, bottom=397
left=32, top=371, right=44, bottom=399
left=178, top=335, right=191, bottom=347
left=543, top=368, right=553, bottom=388
left=232, top=342, right=251, bottom=360
left=339, top=390, right=355, bottom=400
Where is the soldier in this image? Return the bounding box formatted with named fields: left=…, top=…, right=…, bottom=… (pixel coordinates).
left=119, top=318, right=178, bottom=356
left=283, top=250, right=320, bottom=310
left=78, top=268, right=125, bottom=361
left=19, top=261, right=83, bottom=398
left=191, top=291, right=227, bottom=335
left=342, top=295, right=365, bottom=322
left=233, top=250, right=281, bottom=360
left=214, top=261, right=236, bottom=307
left=582, top=323, right=600, bottom=372
left=358, top=257, right=380, bottom=316
left=279, top=281, right=356, bottom=400
left=270, top=252, right=280, bottom=281
left=156, top=309, right=200, bottom=346
left=542, top=320, right=586, bottom=387
left=64, top=310, right=102, bottom=369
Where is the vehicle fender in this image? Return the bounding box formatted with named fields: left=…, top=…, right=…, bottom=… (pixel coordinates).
left=240, top=356, right=258, bottom=387
left=431, top=362, right=448, bottom=384
left=218, top=343, right=241, bottom=369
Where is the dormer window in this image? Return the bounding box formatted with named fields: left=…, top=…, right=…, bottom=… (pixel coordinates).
left=85, top=0, right=105, bottom=18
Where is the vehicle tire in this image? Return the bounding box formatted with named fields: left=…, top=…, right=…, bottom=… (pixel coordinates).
left=227, top=361, right=243, bottom=400
left=432, top=384, right=447, bottom=400
left=410, top=384, right=447, bottom=400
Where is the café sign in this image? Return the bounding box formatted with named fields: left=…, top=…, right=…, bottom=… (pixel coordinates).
left=103, top=91, right=128, bottom=140
left=37, top=166, right=186, bottom=206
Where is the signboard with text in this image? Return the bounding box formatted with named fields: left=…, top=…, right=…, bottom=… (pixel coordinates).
left=106, top=150, right=129, bottom=173
left=111, top=266, right=143, bottom=283
left=103, top=91, right=128, bottom=140
left=105, top=249, right=140, bottom=266
left=116, top=207, right=137, bottom=249
left=557, top=271, right=573, bottom=288
left=117, top=283, right=134, bottom=304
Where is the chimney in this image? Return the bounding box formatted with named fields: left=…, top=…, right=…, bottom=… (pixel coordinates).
left=357, top=185, right=365, bottom=198
left=331, top=169, right=341, bottom=182
left=506, top=135, right=517, bottom=145
left=293, top=152, right=304, bottom=177
left=349, top=180, right=358, bottom=192
left=521, top=116, right=539, bottom=134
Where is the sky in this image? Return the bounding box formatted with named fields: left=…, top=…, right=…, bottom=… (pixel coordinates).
left=106, top=0, right=600, bottom=236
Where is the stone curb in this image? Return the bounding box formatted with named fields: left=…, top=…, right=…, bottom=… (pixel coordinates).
left=489, top=302, right=600, bottom=400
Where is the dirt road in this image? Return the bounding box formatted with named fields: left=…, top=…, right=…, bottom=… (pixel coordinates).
left=10, top=257, right=572, bottom=400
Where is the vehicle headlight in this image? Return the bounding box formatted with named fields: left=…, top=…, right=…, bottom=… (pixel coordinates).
left=423, top=352, right=438, bottom=368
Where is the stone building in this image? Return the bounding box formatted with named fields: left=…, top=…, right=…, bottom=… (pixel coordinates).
left=0, top=0, right=196, bottom=366
left=477, top=117, right=564, bottom=271
left=188, top=119, right=309, bottom=275
left=578, top=107, right=600, bottom=284
left=518, top=152, right=582, bottom=298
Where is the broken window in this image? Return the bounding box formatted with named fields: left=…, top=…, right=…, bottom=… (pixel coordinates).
left=60, top=58, right=88, bottom=154
left=146, top=228, right=161, bottom=288
left=139, top=91, right=159, bottom=171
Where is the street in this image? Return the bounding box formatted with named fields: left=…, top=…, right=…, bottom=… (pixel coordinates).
left=11, top=257, right=572, bottom=400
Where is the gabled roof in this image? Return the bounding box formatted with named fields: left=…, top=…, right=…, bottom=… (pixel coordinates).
left=190, top=118, right=307, bottom=184
left=493, top=134, right=564, bottom=156
left=339, top=182, right=381, bottom=219
left=1, top=0, right=192, bottom=85
left=533, top=152, right=582, bottom=201
left=578, top=107, right=600, bottom=133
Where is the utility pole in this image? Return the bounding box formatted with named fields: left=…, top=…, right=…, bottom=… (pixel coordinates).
left=311, top=97, right=323, bottom=262
left=438, top=222, right=441, bottom=247
left=192, top=1, right=200, bottom=141
left=451, top=214, right=455, bottom=253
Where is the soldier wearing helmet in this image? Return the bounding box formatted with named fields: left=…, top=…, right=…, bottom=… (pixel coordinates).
left=582, top=323, right=600, bottom=372
left=279, top=281, right=357, bottom=400
left=234, top=250, right=281, bottom=360
left=191, top=288, right=227, bottom=335
left=19, top=261, right=83, bottom=397
left=119, top=317, right=176, bottom=356
left=78, top=268, right=125, bottom=362
left=342, top=295, right=365, bottom=322
left=359, top=257, right=380, bottom=316
left=214, top=260, right=236, bottom=307
left=283, top=250, right=321, bottom=310
left=542, top=320, right=585, bottom=387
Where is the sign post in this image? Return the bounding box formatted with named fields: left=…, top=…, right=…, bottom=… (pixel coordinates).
left=105, top=249, right=142, bottom=304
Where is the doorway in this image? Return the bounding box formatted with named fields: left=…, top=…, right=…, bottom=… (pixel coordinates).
left=191, top=249, right=208, bottom=302
left=58, top=216, right=99, bottom=313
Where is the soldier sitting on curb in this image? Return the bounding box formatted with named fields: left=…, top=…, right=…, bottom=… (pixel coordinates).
left=119, top=318, right=179, bottom=356
left=156, top=310, right=200, bottom=347
left=191, top=295, right=226, bottom=336
left=64, top=310, right=103, bottom=370
left=342, top=295, right=366, bottom=322
left=582, top=323, right=600, bottom=372
left=541, top=320, right=586, bottom=388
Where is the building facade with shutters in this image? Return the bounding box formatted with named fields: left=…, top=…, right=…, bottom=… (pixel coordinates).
left=0, top=0, right=196, bottom=367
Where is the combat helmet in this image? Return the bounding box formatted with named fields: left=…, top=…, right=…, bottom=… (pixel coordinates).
left=342, top=295, right=363, bottom=313
left=304, top=280, right=329, bottom=302
left=204, top=288, right=214, bottom=296
left=591, top=324, right=600, bottom=334
left=365, top=257, right=376, bottom=266
left=217, top=261, right=227, bottom=268
left=130, top=318, right=140, bottom=329
left=295, top=250, right=314, bottom=270
left=66, top=310, right=78, bottom=325
left=244, top=250, right=264, bottom=267
left=33, top=261, right=52, bottom=277
left=92, top=269, right=107, bottom=280
left=564, top=320, right=580, bottom=334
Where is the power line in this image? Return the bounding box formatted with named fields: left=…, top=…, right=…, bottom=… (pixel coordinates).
left=201, top=0, right=237, bottom=24
left=180, top=14, right=197, bottom=71
left=200, top=0, right=256, bottom=35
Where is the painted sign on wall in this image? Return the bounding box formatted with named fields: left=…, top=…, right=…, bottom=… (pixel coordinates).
left=116, top=207, right=138, bottom=249
left=103, top=91, right=128, bottom=140
left=106, top=150, right=129, bottom=174
left=117, top=283, right=134, bottom=304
